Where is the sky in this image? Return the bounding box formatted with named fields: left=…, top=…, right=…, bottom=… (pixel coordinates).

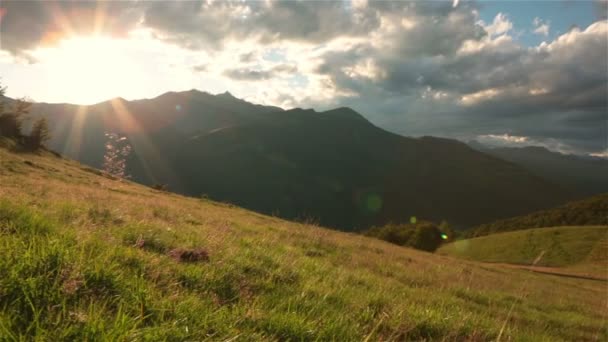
left=0, top=0, right=606, bottom=157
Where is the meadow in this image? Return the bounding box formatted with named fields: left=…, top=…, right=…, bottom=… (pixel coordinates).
left=0, top=147, right=606, bottom=341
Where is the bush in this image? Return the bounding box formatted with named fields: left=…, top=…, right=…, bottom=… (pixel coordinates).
left=364, top=220, right=445, bottom=252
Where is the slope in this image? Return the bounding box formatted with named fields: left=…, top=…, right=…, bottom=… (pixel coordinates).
left=467, top=193, right=608, bottom=237
left=27, top=90, right=283, bottom=185
left=28, top=93, right=573, bottom=230
left=171, top=107, right=571, bottom=230
left=0, top=147, right=606, bottom=341
left=438, top=226, right=608, bottom=268
left=469, top=143, right=608, bottom=197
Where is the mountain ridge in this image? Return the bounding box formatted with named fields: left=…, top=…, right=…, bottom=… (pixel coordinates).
left=468, top=140, right=608, bottom=197
left=16, top=91, right=574, bottom=230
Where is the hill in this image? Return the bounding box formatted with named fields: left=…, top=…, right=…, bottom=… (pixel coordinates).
left=26, top=92, right=573, bottom=230
left=0, top=146, right=606, bottom=340
left=438, top=226, right=608, bottom=269
left=468, top=143, right=608, bottom=197
left=468, top=193, right=608, bottom=237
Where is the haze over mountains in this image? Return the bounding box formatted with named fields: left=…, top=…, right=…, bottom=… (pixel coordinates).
left=468, top=142, right=608, bottom=197
left=21, top=90, right=593, bottom=230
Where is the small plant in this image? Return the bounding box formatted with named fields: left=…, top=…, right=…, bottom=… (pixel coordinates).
left=152, top=183, right=168, bottom=192
left=102, top=133, right=132, bottom=179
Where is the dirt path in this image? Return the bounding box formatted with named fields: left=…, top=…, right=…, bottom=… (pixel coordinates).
left=492, top=263, right=608, bottom=282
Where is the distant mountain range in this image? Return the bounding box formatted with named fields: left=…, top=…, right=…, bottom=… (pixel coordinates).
left=22, top=90, right=580, bottom=230
left=468, top=142, right=608, bottom=197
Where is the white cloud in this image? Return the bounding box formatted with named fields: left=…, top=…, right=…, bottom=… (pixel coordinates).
left=480, top=13, right=513, bottom=37
left=589, top=149, right=608, bottom=159
left=476, top=134, right=584, bottom=155
left=533, top=17, right=550, bottom=36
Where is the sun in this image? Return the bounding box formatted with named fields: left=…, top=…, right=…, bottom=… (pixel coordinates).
left=34, top=36, right=139, bottom=105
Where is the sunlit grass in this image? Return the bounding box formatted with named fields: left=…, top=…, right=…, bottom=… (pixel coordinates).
left=438, top=226, right=608, bottom=267
left=0, top=147, right=606, bottom=340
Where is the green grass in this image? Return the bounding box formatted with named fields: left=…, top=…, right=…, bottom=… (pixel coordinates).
left=0, top=147, right=606, bottom=340
left=437, top=226, right=608, bottom=267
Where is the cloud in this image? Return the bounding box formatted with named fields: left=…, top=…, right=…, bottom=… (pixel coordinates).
left=140, top=0, right=381, bottom=50
left=533, top=17, right=550, bottom=36
left=475, top=134, right=581, bottom=155
left=223, top=64, right=297, bottom=81
left=192, top=64, right=207, bottom=73
left=0, top=0, right=605, bottom=155
left=481, top=13, right=513, bottom=37
left=590, top=149, right=608, bottom=159
left=0, top=1, right=142, bottom=58
left=302, top=15, right=607, bottom=155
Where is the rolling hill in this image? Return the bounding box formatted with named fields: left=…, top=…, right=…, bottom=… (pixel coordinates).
left=438, top=226, right=608, bottom=269
left=0, top=145, right=605, bottom=340
left=24, top=91, right=573, bottom=230
left=467, top=193, right=608, bottom=237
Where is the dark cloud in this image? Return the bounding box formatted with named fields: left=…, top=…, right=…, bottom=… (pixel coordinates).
left=0, top=0, right=605, bottom=155
left=141, top=0, right=381, bottom=50
left=192, top=64, right=207, bottom=73
left=305, top=17, right=607, bottom=155
left=224, top=64, right=297, bottom=81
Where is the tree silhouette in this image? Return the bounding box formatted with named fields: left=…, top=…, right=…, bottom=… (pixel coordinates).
left=0, top=99, right=30, bottom=141
left=27, top=117, right=51, bottom=150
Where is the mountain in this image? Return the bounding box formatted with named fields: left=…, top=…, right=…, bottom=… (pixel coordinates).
left=26, top=91, right=573, bottom=230
left=27, top=90, right=282, bottom=174
left=467, top=193, right=608, bottom=237
left=468, top=143, right=608, bottom=197
left=0, top=145, right=604, bottom=341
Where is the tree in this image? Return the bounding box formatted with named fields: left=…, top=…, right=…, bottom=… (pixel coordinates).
left=364, top=220, right=445, bottom=252
left=27, top=117, right=51, bottom=150
left=408, top=222, right=443, bottom=252
left=0, top=99, right=30, bottom=140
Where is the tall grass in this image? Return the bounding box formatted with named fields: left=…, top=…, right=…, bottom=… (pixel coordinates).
left=0, top=148, right=606, bottom=340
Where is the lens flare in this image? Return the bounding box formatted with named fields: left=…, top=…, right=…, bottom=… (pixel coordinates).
left=365, top=194, right=382, bottom=213
left=441, top=233, right=448, bottom=240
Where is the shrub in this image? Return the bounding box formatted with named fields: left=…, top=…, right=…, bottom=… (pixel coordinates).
left=364, top=220, right=445, bottom=252
left=103, top=133, right=132, bottom=179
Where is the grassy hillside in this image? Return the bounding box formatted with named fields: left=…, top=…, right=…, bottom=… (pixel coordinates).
left=0, top=148, right=606, bottom=340
left=438, top=226, right=608, bottom=269
left=468, top=194, right=608, bottom=237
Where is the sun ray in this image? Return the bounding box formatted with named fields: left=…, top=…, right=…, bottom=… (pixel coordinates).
left=61, top=105, right=88, bottom=158
left=93, top=1, right=107, bottom=36
left=45, top=1, right=75, bottom=42
left=109, top=98, right=180, bottom=187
